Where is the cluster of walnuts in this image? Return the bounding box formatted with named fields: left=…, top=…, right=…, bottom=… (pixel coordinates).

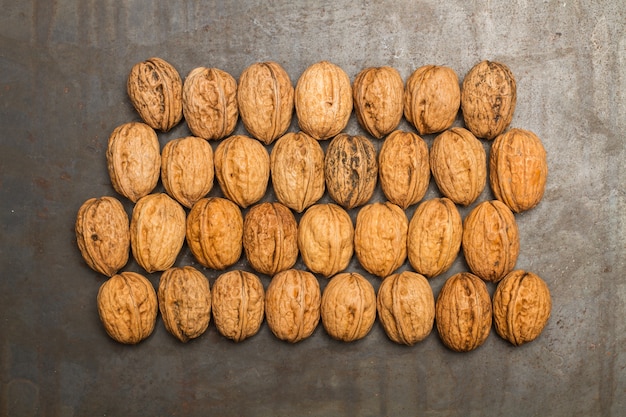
left=76, top=58, right=551, bottom=351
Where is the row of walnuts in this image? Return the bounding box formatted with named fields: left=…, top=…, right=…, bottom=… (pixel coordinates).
left=76, top=58, right=551, bottom=352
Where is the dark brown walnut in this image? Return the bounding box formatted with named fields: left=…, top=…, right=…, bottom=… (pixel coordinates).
left=377, top=271, right=435, bottom=345
left=161, top=136, right=214, bottom=209
left=75, top=196, right=129, bottom=277
left=265, top=269, right=321, bottom=343
left=214, top=135, right=270, bottom=208
left=321, top=272, right=376, bottom=342
left=243, top=202, right=298, bottom=276
left=352, top=66, right=404, bottom=139
left=490, top=128, right=548, bottom=213
left=378, top=130, right=430, bottom=209
left=106, top=122, right=160, bottom=203
left=294, top=61, right=353, bottom=140
left=462, top=200, right=520, bottom=283
left=430, top=127, right=486, bottom=206
left=158, top=266, right=211, bottom=343
left=237, top=61, right=294, bottom=145
left=186, top=197, right=243, bottom=270
left=325, top=133, right=378, bottom=210
left=435, top=272, right=492, bottom=352
left=461, top=60, right=517, bottom=140
left=182, top=67, right=238, bottom=141
left=493, top=270, right=552, bottom=346
left=297, top=203, right=354, bottom=278
left=270, top=131, right=325, bottom=213
left=97, top=271, right=158, bottom=344
left=130, top=193, right=186, bottom=273
left=407, top=198, right=462, bottom=279
left=404, top=65, right=460, bottom=135
left=354, top=202, right=408, bottom=278
left=127, top=57, right=183, bottom=132
left=212, top=270, right=265, bottom=342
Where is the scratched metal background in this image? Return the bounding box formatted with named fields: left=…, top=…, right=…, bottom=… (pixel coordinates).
left=0, top=1, right=624, bottom=416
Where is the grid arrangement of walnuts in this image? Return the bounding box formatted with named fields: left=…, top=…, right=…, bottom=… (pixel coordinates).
left=76, top=58, right=551, bottom=351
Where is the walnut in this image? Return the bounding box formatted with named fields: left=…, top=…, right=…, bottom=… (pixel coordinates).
left=237, top=61, right=294, bottom=144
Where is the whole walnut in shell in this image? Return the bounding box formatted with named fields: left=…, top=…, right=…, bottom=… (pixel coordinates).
left=295, top=61, right=353, bottom=140
left=352, top=66, right=404, bottom=139
left=97, top=271, right=158, bottom=344
left=436, top=272, right=492, bottom=352
left=183, top=67, right=238, bottom=140
left=321, top=272, right=376, bottom=342
left=378, top=130, right=430, bottom=209
left=237, top=61, right=294, bottom=145
left=404, top=65, right=461, bottom=135
left=243, top=202, right=298, bottom=276
left=377, top=271, right=435, bottom=345
left=407, top=198, right=462, bottom=279
left=270, top=131, right=325, bottom=212
left=127, top=57, right=183, bottom=132
left=158, top=266, right=211, bottom=343
left=265, top=269, right=321, bottom=343
left=214, top=135, right=270, bottom=208
left=161, top=136, right=214, bottom=209
left=130, top=193, right=186, bottom=273
left=493, top=270, right=552, bottom=346
left=325, top=133, right=378, bottom=209
left=212, top=270, right=265, bottom=342
left=297, top=203, right=354, bottom=278
left=186, top=197, right=243, bottom=270
left=430, top=127, right=486, bottom=206
left=490, top=128, right=548, bottom=213
left=462, top=200, right=519, bottom=283
left=75, top=196, right=129, bottom=277
left=106, top=122, right=160, bottom=203
left=461, top=60, right=517, bottom=140
left=354, top=202, right=408, bottom=278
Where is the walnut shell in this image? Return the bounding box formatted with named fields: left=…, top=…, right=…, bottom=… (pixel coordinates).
left=265, top=269, right=321, bottom=343
left=214, top=135, right=270, bottom=208
left=97, top=271, right=158, bottom=344
left=377, top=271, right=435, bottom=345
left=378, top=130, right=430, bottom=209
left=462, top=200, right=520, bottom=283
left=461, top=60, right=517, bottom=140
left=182, top=67, right=238, bottom=140
left=130, top=193, right=186, bottom=273
left=493, top=270, right=551, bottom=346
left=430, top=127, right=486, bottom=206
left=490, top=128, right=548, bottom=213
left=324, top=133, right=378, bottom=209
left=407, top=198, right=462, bottom=279
left=435, top=272, right=492, bottom=352
left=243, top=202, right=298, bottom=276
left=270, top=131, right=325, bottom=213
left=106, top=122, right=160, bottom=203
left=158, top=266, right=211, bottom=343
left=404, top=65, right=461, bottom=135
left=297, top=203, right=354, bottom=278
left=186, top=197, right=243, bottom=270
left=354, top=202, right=408, bottom=278
left=352, top=66, right=404, bottom=139
left=127, top=57, right=183, bottom=132
left=76, top=196, right=129, bottom=277
left=321, top=272, right=376, bottom=342
left=294, top=61, right=352, bottom=140
left=212, top=270, right=265, bottom=342
left=161, top=136, right=214, bottom=209
left=237, top=61, right=294, bottom=145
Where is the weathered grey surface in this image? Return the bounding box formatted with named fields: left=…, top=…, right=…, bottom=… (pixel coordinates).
left=0, top=1, right=624, bottom=416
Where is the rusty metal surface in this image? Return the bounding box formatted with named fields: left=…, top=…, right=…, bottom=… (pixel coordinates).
left=0, top=1, right=624, bottom=416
